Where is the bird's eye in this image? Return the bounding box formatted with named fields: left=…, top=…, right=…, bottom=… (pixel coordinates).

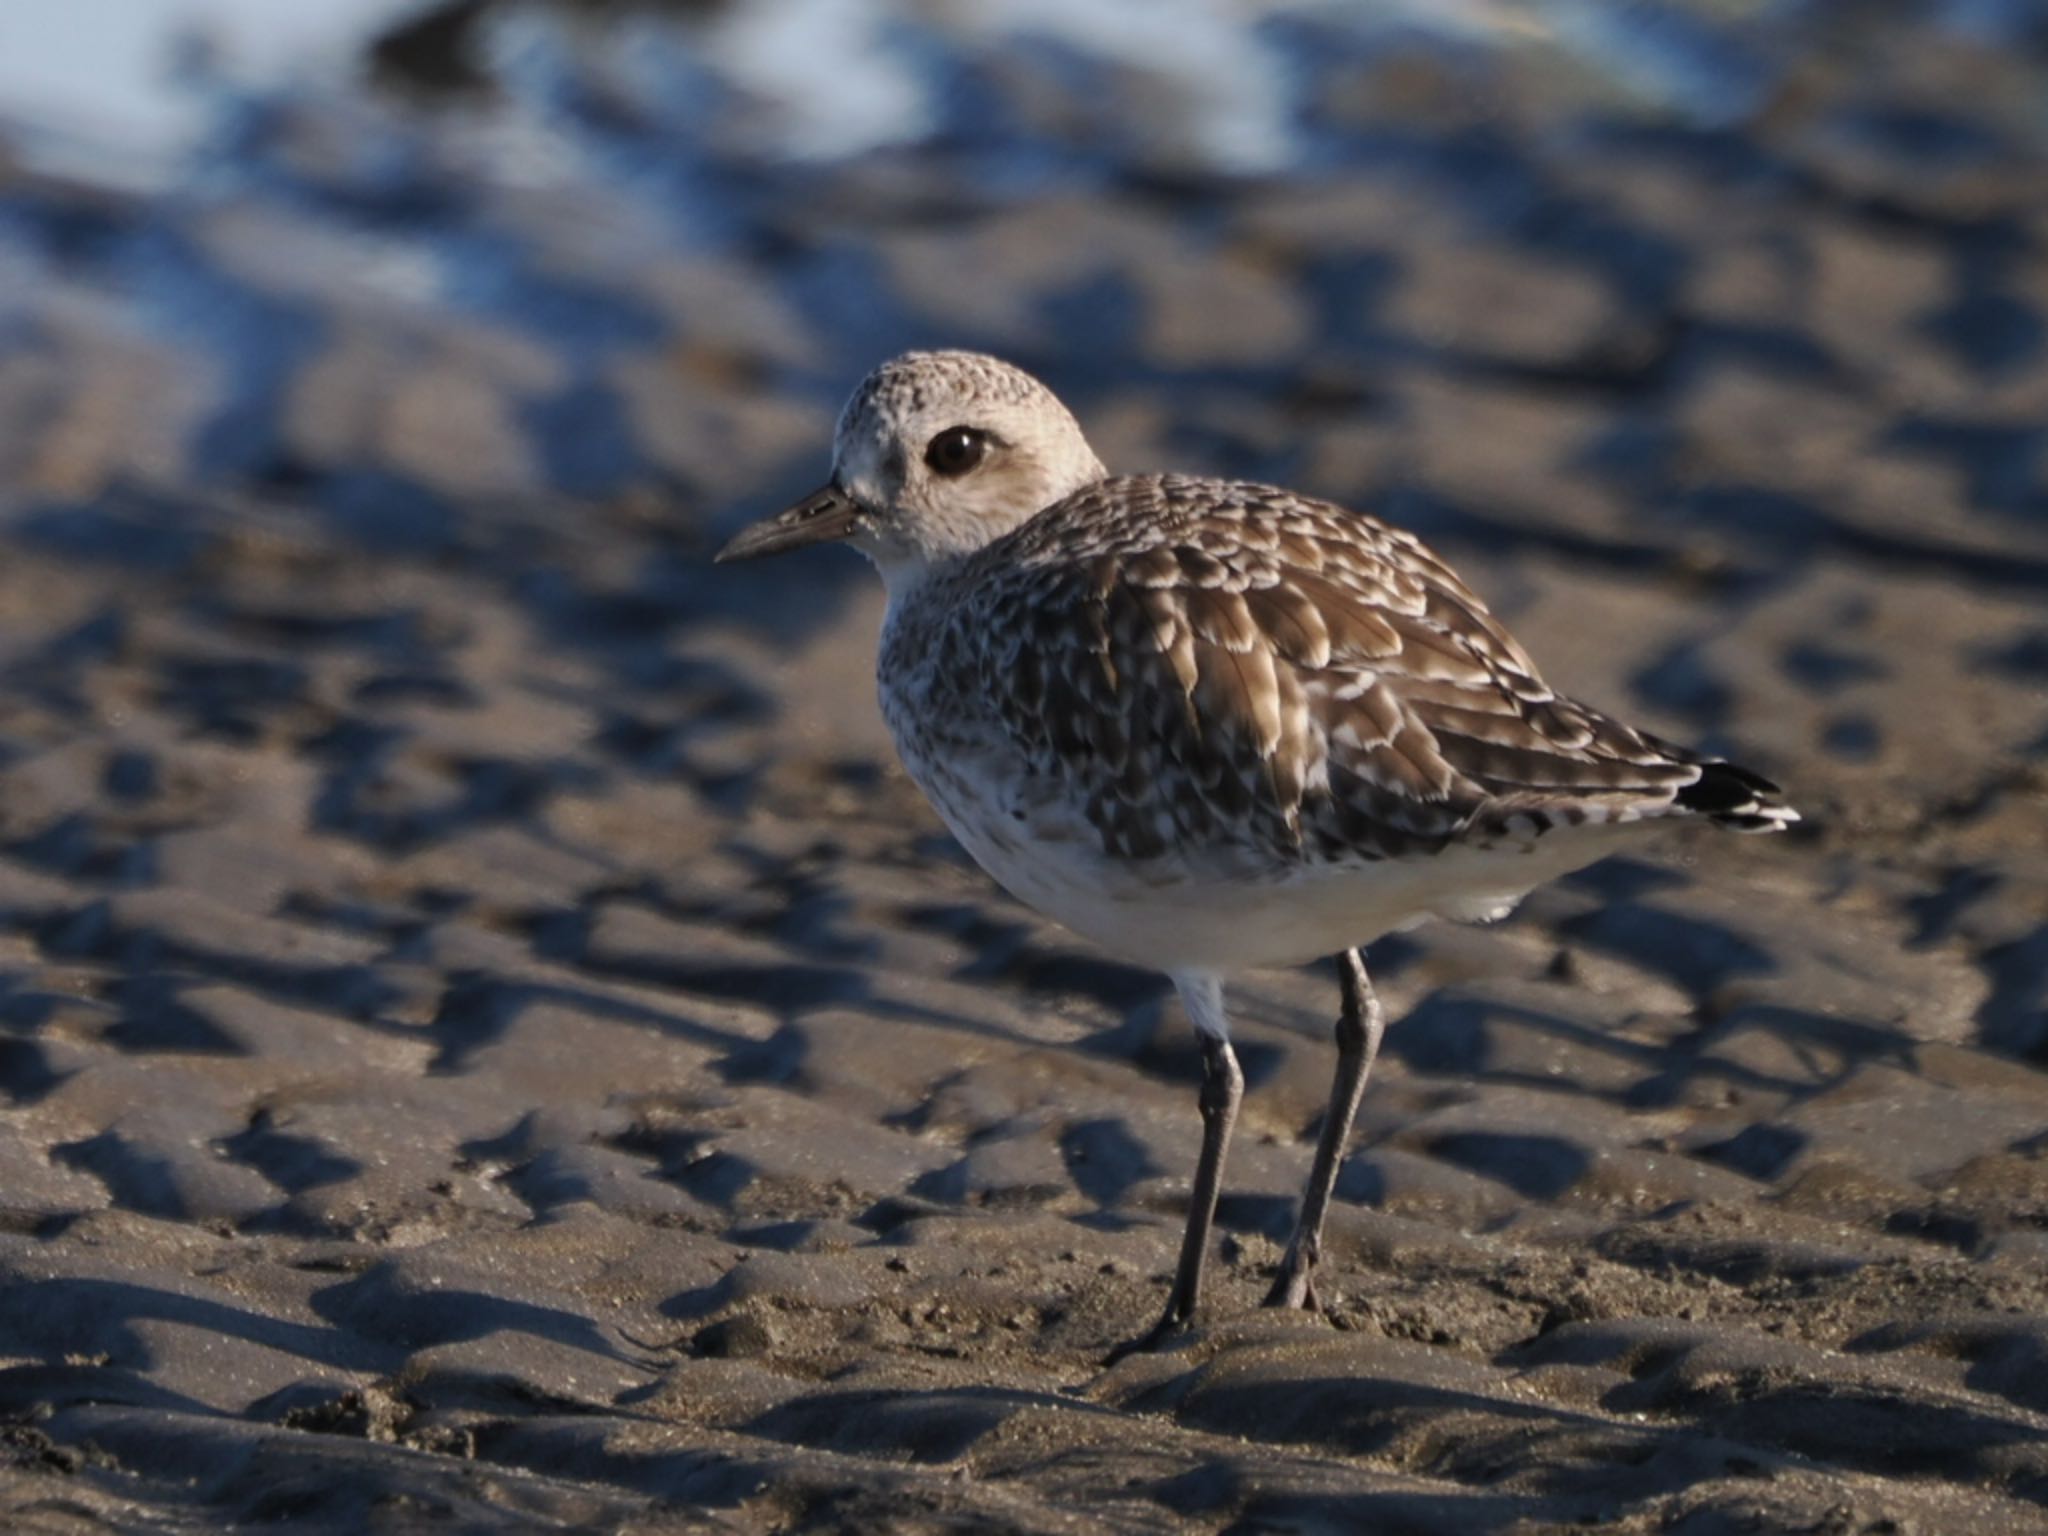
left=924, top=426, right=989, bottom=478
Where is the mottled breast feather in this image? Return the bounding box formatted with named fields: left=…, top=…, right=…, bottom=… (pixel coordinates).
left=895, top=474, right=1735, bottom=871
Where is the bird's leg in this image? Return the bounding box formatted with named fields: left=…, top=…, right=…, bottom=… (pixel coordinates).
left=1266, top=948, right=1382, bottom=1312
left=1110, top=1028, right=1242, bottom=1360
left=1165, top=1031, right=1244, bottom=1326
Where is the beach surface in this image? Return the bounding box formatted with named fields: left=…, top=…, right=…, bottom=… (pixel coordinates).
left=2, top=5, right=2048, bottom=1530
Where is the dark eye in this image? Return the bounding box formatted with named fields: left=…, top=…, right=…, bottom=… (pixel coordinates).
left=924, top=426, right=988, bottom=478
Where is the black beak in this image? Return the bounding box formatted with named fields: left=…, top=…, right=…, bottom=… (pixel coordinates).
left=714, top=484, right=861, bottom=563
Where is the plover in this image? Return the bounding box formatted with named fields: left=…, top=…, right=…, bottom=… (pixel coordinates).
left=718, top=351, right=1795, bottom=1351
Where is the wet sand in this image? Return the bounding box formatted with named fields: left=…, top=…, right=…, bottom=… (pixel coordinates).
left=3, top=6, right=2048, bottom=1532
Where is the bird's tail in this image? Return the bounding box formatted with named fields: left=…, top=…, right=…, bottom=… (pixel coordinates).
left=1673, top=759, right=1799, bottom=833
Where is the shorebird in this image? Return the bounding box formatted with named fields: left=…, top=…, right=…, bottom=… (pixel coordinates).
left=718, top=351, right=1795, bottom=1352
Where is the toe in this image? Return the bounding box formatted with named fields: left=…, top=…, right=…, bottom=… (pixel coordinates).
left=1104, top=1312, right=1196, bottom=1364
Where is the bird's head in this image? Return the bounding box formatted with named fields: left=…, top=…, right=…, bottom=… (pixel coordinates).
left=716, top=351, right=1106, bottom=593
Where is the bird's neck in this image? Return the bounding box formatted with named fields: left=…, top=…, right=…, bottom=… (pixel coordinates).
left=872, top=545, right=976, bottom=620
left=871, top=548, right=938, bottom=607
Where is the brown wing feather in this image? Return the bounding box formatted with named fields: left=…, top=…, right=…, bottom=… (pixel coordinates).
left=948, top=474, right=1725, bottom=867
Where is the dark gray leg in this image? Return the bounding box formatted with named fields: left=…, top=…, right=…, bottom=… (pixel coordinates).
left=1265, top=948, right=1383, bottom=1311
left=1111, top=1030, right=1242, bottom=1359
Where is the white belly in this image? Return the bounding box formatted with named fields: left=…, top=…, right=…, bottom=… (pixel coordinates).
left=895, top=731, right=1644, bottom=975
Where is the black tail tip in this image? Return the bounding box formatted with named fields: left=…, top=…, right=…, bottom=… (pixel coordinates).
left=1677, top=760, right=1798, bottom=831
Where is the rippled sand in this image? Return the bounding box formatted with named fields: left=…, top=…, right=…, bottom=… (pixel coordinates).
left=2, top=7, right=2047, bottom=1531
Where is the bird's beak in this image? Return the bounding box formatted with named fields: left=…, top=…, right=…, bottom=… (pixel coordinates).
left=714, top=483, right=861, bottom=563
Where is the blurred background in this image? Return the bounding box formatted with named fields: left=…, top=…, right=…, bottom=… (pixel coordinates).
left=4, top=5, right=2048, bottom=1530
left=4, top=0, right=2046, bottom=768
left=4, top=1, right=2046, bottom=574
left=4, top=0, right=2047, bottom=853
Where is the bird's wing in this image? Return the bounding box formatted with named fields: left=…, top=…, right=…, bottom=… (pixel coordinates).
left=953, top=475, right=1777, bottom=867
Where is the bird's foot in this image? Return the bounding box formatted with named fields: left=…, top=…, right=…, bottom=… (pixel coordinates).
left=1262, top=1258, right=1322, bottom=1313
left=1104, top=1306, right=1198, bottom=1365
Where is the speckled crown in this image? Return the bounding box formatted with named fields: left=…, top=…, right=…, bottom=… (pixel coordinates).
left=835, top=350, right=1061, bottom=454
